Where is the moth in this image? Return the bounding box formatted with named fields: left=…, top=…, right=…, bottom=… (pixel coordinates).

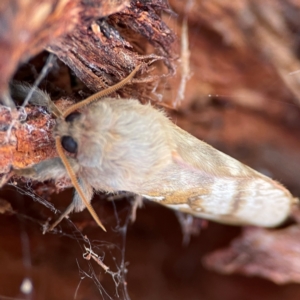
left=6, top=65, right=297, bottom=231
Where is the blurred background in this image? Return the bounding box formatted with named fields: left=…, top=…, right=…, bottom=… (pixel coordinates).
left=1, top=0, right=300, bottom=299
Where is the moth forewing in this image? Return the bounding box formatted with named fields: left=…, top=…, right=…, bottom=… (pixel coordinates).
left=142, top=122, right=295, bottom=227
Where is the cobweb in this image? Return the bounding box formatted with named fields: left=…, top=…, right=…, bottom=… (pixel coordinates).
left=0, top=52, right=135, bottom=298
left=6, top=182, right=133, bottom=300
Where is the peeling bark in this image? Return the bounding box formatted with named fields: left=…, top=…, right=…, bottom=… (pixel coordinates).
left=203, top=223, right=300, bottom=284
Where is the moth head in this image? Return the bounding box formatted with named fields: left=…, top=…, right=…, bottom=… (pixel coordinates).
left=52, top=65, right=141, bottom=232
left=54, top=108, right=103, bottom=169
left=52, top=110, right=106, bottom=231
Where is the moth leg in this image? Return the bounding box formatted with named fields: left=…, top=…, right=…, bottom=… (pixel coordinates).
left=72, top=177, right=94, bottom=212
left=46, top=177, right=94, bottom=232
left=45, top=202, right=75, bottom=233
left=13, top=157, right=80, bottom=182
left=130, top=195, right=143, bottom=223
left=10, top=83, right=62, bottom=117
left=11, top=157, right=85, bottom=232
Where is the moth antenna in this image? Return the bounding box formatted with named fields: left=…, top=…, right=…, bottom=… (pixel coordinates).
left=55, top=137, right=107, bottom=232
left=62, top=64, right=141, bottom=117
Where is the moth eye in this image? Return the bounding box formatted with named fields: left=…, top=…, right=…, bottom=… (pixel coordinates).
left=65, top=112, right=81, bottom=123
left=61, top=136, right=78, bottom=153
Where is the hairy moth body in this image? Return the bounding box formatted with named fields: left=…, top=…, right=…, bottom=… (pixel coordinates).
left=55, top=98, right=295, bottom=227
left=9, top=67, right=297, bottom=231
